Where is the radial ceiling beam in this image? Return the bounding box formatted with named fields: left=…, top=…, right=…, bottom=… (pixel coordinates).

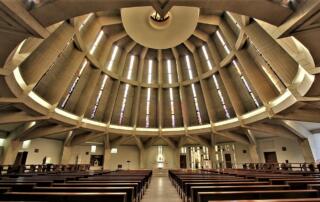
left=0, top=111, right=48, bottom=124
left=64, top=131, right=75, bottom=146
left=0, top=0, right=49, bottom=38
left=243, top=123, right=300, bottom=140
left=144, top=136, right=159, bottom=149
left=20, top=125, right=77, bottom=141
left=280, top=120, right=312, bottom=138
left=159, top=136, right=176, bottom=149
left=198, top=15, right=221, bottom=26
left=216, top=131, right=250, bottom=145
left=275, top=109, right=320, bottom=123
left=133, top=136, right=144, bottom=150
left=111, top=135, right=133, bottom=148
left=186, top=134, right=210, bottom=148
left=70, top=132, right=106, bottom=146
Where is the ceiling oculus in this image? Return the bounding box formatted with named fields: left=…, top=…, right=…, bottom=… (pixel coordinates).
left=121, top=6, right=199, bottom=49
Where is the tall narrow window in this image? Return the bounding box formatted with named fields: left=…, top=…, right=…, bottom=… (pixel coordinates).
left=232, top=60, right=260, bottom=107
left=90, top=74, right=108, bottom=118
left=169, top=88, right=175, bottom=127
left=212, top=74, right=231, bottom=118
left=147, top=60, right=153, bottom=84
left=145, top=88, right=151, bottom=127
left=119, top=84, right=130, bottom=124
left=191, top=84, right=202, bottom=124
left=216, top=30, right=231, bottom=54
left=106, top=45, right=119, bottom=71
left=61, top=59, right=88, bottom=108
left=167, top=60, right=173, bottom=84
left=79, top=13, right=94, bottom=31
left=127, top=55, right=135, bottom=80
left=89, top=30, right=104, bottom=55
left=201, top=46, right=213, bottom=70
left=185, top=55, right=193, bottom=79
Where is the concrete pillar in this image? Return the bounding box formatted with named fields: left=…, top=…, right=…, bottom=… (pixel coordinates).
left=60, top=146, right=72, bottom=164
left=174, top=148, right=180, bottom=169
left=139, top=149, right=145, bottom=169
left=209, top=147, right=217, bottom=169
left=103, top=148, right=111, bottom=170
left=1, top=139, right=22, bottom=165
left=299, top=139, right=315, bottom=163
left=248, top=144, right=260, bottom=163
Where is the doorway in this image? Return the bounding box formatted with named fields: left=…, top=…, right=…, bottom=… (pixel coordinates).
left=264, top=152, right=278, bottom=163
left=224, top=153, right=232, bottom=168
left=180, top=155, right=186, bottom=168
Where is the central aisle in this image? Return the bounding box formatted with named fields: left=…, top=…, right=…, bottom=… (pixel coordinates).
left=141, top=175, right=182, bottom=202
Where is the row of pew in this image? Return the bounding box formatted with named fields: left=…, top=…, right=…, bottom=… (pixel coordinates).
left=0, top=169, right=152, bottom=202
left=169, top=168, right=320, bottom=202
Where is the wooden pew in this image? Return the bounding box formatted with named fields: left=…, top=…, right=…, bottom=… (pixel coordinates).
left=197, top=190, right=318, bottom=202
left=0, top=192, right=127, bottom=202
left=184, top=181, right=269, bottom=200
left=190, top=185, right=290, bottom=202
left=52, top=182, right=139, bottom=201
left=30, top=187, right=135, bottom=202
left=208, top=199, right=320, bottom=202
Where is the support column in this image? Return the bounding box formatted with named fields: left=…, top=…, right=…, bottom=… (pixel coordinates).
left=248, top=144, right=260, bottom=163
left=0, top=122, right=34, bottom=165
left=299, top=139, right=315, bottom=163
left=174, top=148, right=180, bottom=169
left=139, top=148, right=145, bottom=169
left=103, top=134, right=111, bottom=170
left=208, top=147, right=217, bottom=169
left=103, top=148, right=111, bottom=170
left=1, top=139, right=22, bottom=165
left=60, top=146, right=72, bottom=164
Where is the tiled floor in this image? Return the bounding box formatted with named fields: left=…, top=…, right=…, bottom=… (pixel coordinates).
left=141, top=176, right=182, bottom=202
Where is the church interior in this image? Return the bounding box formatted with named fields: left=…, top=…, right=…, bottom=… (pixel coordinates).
left=0, top=0, right=320, bottom=201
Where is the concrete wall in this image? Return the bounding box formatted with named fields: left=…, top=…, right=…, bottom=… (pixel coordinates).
left=309, top=133, right=320, bottom=163
left=144, top=146, right=177, bottom=169
left=256, top=137, right=305, bottom=163
left=23, top=138, right=63, bottom=164
left=108, top=146, right=139, bottom=170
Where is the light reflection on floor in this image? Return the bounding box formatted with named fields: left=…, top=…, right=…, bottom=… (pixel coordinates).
left=141, top=176, right=182, bottom=202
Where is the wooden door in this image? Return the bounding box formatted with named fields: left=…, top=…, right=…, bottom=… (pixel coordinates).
left=225, top=153, right=232, bottom=168
left=180, top=155, right=187, bottom=168
left=264, top=152, right=278, bottom=163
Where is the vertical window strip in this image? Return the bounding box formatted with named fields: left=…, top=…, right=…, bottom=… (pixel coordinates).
left=169, top=88, right=175, bottom=127
left=212, top=75, right=231, bottom=118
left=61, top=59, right=88, bottom=108
left=90, top=74, right=108, bottom=118
left=89, top=30, right=104, bottom=55
left=201, top=46, right=213, bottom=70
left=119, top=84, right=130, bottom=124
left=127, top=55, right=135, bottom=80
left=106, top=45, right=119, bottom=71
left=167, top=60, right=173, bottom=84
left=79, top=13, right=94, bottom=31
left=147, top=60, right=153, bottom=84
left=232, top=60, right=260, bottom=107
left=146, top=88, right=151, bottom=127
left=191, top=84, right=202, bottom=124
left=216, top=30, right=231, bottom=54
left=185, top=55, right=193, bottom=79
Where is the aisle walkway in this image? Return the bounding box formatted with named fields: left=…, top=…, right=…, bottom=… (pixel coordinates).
left=141, top=175, right=182, bottom=202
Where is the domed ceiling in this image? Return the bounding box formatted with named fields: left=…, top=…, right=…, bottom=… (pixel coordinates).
left=0, top=0, right=320, bottom=149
